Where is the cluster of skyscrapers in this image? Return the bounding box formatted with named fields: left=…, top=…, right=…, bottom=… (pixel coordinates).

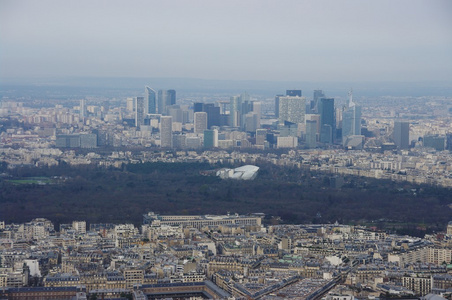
left=128, top=87, right=263, bottom=149
left=78, top=86, right=415, bottom=151
left=132, top=87, right=176, bottom=127
left=119, top=86, right=413, bottom=151
left=275, top=89, right=363, bottom=149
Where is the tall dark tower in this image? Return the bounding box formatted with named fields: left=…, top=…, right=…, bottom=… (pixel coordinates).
left=193, top=102, right=204, bottom=113
left=134, top=96, right=145, bottom=127
left=168, top=90, right=176, bottom=105
left=394, top=120, right=409, bottom=149
left=275, top=95, right=283, bottom=118
left=318, top=98, right=335, bottom=143
left=204, top=104, right=221, bottom=128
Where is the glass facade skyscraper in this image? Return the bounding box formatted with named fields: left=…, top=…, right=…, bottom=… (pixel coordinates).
left=145, top=86, right=157, bottom=114
left=318, top=98, right=335, bottom=143
left=158, top=90, right=176, bottom=115
left=342, top=90, right=361, bottom=145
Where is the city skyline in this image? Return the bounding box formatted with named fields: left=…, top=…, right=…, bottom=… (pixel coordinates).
left=1, top=0, right=451, bottom=83
left=1, top=74, right=452, bottom=300
left=1, top=2, right=452, bottom=296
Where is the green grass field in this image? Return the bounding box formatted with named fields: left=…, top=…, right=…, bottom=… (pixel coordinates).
left=7, top=177, right=53, bottom=185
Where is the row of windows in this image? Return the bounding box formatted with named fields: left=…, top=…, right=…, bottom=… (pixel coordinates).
left=163, top=219, right=259, bottom=228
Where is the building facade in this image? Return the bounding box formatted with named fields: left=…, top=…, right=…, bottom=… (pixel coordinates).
left=145, top=86, right=157, bottom=114
left=158, top=90, right=176, bottom=115
left=160, top=116, right=173, bottom=148
left=278, top=96, right=306, bottom=126
left=194, top=112, right=208, bottom=134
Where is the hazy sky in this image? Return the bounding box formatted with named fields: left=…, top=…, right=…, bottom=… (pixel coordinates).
left=1, top=0, right=451, bottom=82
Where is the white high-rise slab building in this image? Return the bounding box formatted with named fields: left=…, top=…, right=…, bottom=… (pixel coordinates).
left=278, top=96, right=306, bottom=125
left=194, top=112, right=208, bottom=134
left=79, top=99, right=86, bottom=120
left=127, top=97, right=135, bottom=112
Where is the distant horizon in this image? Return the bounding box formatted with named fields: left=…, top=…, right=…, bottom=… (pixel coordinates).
left=1, top=1, right=451, bottom=83
left=1, top=76, right=452, bottom=98
left=3, top=75, right=452, bottom=84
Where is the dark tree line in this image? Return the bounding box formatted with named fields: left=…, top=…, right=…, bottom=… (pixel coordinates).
left=1, top=161, right=451, bottom=236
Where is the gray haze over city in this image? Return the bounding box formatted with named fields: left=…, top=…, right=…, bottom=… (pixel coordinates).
left=1, top=0, right=452, bottom=85
left=4, top=2, right=452, bottom=300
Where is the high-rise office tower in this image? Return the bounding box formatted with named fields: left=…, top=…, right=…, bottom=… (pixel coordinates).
left=167, top=105, right=184, bottom=123
left=306, top=120, right=317, bottom=148
left=305, top=114, right=321, bottom=135
left=335, top=107, right=343, bottom=129
left=312, top=90, right=325, bottom=112
left=194, top=112, right=208, bottom=134
left=274, top=95, right=283, bottom=118
left=193, top=102, right=204, bottom=113
left=193, top=103, right=220, bottom=128
left=217, top=101, right=228, bottom=114
left=203, top=129, right=218, bottom=148
left=241, top=99, right=252, bottom=115
left=342, top=107, right=361, bottom=140
left=204, top=104, right=221, bottom=128
left=278, top=96, right=306, bottom=125
left=240, top=99, right=256, bottom=131
left=286, top=90, right=302, bottom=97
left=230, top=96, right=241, bottom=127
left=320, top=125, right=333, bottom=144
left=229, top=93, right=251, bottom=128
left=251, top=101, right=262, bottom=130
left=126, top=97, right=135, bottom=112
left=134, top=96, right=145, bottom=127
left=244, top=112, right=259, bottom=132
left=252, top=101, right=261, bottom=120
left=318, top=97, right=335, bottom=143
left=79, top=99, right=86, bottom=120
left=158, top=90, right=176, bottom=115
left=160, top=116, right=173, bottom=148
left=145, top=86, right=157, bottom=114
left=342, top=90, right=361, bottom=145
left=240, top=92, right=250, bottom=102
left=393, top=120, right=410, bottom=149
left=240, top=99, right=252, bottom=130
